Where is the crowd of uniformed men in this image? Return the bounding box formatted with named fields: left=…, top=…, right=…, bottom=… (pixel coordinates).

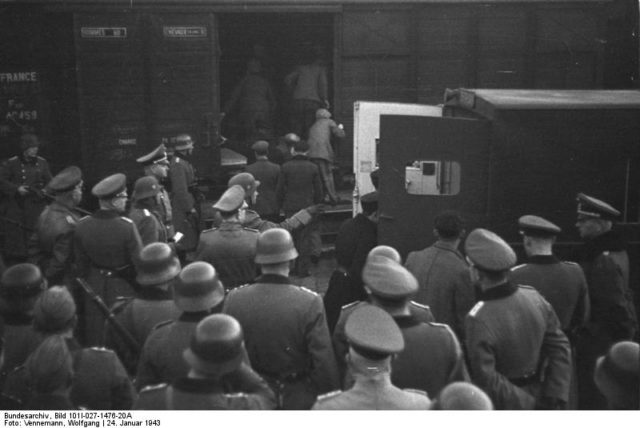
left=0, top=131, right=638, bottom=411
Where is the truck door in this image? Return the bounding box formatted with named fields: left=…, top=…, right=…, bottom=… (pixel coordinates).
left=378, top=115, right=490, bottom=258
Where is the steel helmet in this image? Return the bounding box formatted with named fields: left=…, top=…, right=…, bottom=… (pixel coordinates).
left=254, top=228, right=298, bottom=264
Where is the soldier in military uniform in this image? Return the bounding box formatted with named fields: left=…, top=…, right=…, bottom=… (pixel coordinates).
left=105, top=242, right=182, bottom=374
left=245, top=140, right=281, bottom=222
left=2, top=286, right=135, bottom=410
left=129, top=176, right=168, bottom=245
left=137, top=144, right=174, bottom=238
left=135, top=314, right=276, bottom=410
left=136, top=261, right=225, bottom=390
left=324, top=191, right=379, bottom=333
left=169, top=134, right=198, bottom=252
left=510, top=215, right=589, bottom=338
left=217, top=172, right=321, bottom=233
left=73, top=173, right=143, bottom=346
left=195, top=185, right=259, bottom=290
left=573, top=193, right=638, bottom=409
left=0, top=134, right=52, bottom=262
left=27, top=166, right=84, bottom=284
left=0, top=264, right=47, bottom=383
left=332, top=247, right=435, bottom=382
left=312, top=305, right=431, bottom=410
left=223, top=228, right=339, bottom=409
left=464, top=228, right=571, bottom=410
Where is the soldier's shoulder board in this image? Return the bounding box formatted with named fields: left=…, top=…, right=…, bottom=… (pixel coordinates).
left=518, top=284, right=535, bottom=291
left=511, top=263, right=527, bottom=272
left=8, top=155, right=18, bottom=161
left=410, top=301, right=431, bottom=311
left=315, top=390, right=342, bottom=402
left=111, top=296, right=134, bottom=314
left=175, top=158, right=181, bottom=163
left=143, top=209, right=151, bottom=217
left=427, top=321, right=450, bottom=330
left=403, top=388, right=428, bottom=397
left=341, top=300, right=361, bottom=311
left=561, top=261, right=580, bottom=267
left=468, top=301, right=485, bottom=317
left=78, top=215, right=91, bottom=223
left=224, top=392, right=249, bottom=399
left=65, top=215, right=76, bottom=225
left=201, top=227, right=218, bottom=234
left=242, top=226, right=260, bottom=233
left=152, top=319, right=174, bottom=331
left=299, top=286, right=319, bottom=297
left=140, top=383, right=168, bottom=394
left=87, top=346, right=114, bottom=353
left=119, top=216, right=134, bottom=224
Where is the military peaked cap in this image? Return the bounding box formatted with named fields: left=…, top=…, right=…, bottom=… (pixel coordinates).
left=47, top=166, right=82, bottom=194
left=465, top=228, right=516, bottom=272
left=346, top=304, right=404, bottom=359
left=137, top=144, right=168, bottom=166
left=213, top=185, right=245, bottom=213
left=251, top=140, right=269, bottom=153
left=577, top=193, right=620, bottom=221
left=362, top=255, right=417, bottom=299
left=92, top=173, right=127, bottom=199
left=518, top=215, right=561, bottom=236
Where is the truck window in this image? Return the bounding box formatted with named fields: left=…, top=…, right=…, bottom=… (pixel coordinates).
left=405, top=160, right=460, bottom=195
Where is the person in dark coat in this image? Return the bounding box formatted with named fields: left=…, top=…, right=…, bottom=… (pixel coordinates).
left=223, top=228, right=339, bottom=409
left=404, top=211, right=474, bottom=340
left=0, top=134, right=52, bottom=262
left=509, top=215, right=590, bottom=410
left=74, top=173, right=143, bottom=347
left=312, top=305, right=431, bottom=410
left=195, top=185, right=259, bottom=290
left=0, top=264, right=46, bottom=383
left=27, top=166, right=84, bottom=285
left=169, top=135, right=198, bottom=252
left=245, top=140, right=281, bottom=222
left=323, top=191, right=378, bottom=332
left=510, top=215, right=590, bottom=338
left=136, top=261, right=225, bottom=391
left=2, top=286, right=135, bottom=410
left=137, top=144, right=173, bottom=238
left=276, top=139, right=323, bottom=276
left=573, top=193, right=638, bottom=409
left=105, top=242, right=182, bottom=374
left=464, top=228, right=572, bottom=410
left=128, top=176, right=168, bottom=246
left=134, top=314, right=276, bottom=410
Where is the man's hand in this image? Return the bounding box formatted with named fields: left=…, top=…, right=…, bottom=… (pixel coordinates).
left=305, top=204, right=326, bottom=216
left=17, top=185, right=30, bottom=196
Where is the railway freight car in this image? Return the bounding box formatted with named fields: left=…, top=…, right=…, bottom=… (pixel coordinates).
left=0, top=0, right=637, bottom=190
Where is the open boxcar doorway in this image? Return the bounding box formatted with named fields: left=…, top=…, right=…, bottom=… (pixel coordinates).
left=217, top=13, right=335, bottom=146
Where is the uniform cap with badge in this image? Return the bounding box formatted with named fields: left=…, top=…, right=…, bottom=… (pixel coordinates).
left=593, top=341, right=639, bottom=409
left=366, top=245, right=401, bottom=264
left=576, top=193, right=621, bottom=221
left=464, top=228, right=516, bottom=272
left=360, top=191, right=378, bottom=213
left=0, top=263, right=47, bottom=298
left=174, top=261, right=225, bottom=312
left=132, top=176, right=161, bottom=202
left=228, top=172, right=260, bottom=197
left=136, top=144, right=169, bottom=166
left=346, top=304, right=404, bottom=360
left=362, top=255, right=417, bottom=300
left=213, top=185, right=245, bottom=213
left=174, top=134, right=194, bottom=151
left=254, top=228, right=298, bottom=264
left=32, top=286, right=77, bottom=333
left=47, top=166, right=83, bottom=194
left=518, top=215, right=562, bottom=237
left=92, top=173, right=127, bottom=200
left=183, top=314, right=245, bottom=376
left=136, top=242, right=181, bottom=286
